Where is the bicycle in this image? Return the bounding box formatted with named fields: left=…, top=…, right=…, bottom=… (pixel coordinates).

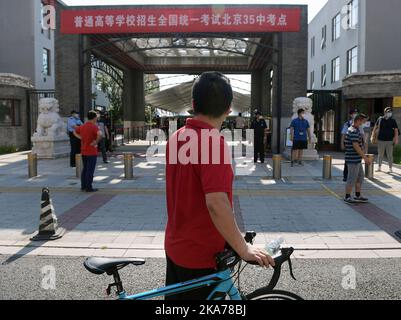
left=84, top=231, right=303, bottom=300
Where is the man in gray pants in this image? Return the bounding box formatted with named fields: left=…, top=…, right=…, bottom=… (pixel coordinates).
left=344, top=114, right=371, bottom=204
left=377, top=107, right=399, bottom=173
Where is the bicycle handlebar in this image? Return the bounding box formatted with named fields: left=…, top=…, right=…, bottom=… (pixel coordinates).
left=215, top=231, right=297, bottom=292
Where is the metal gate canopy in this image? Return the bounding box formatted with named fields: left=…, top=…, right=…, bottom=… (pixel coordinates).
left=145, top=81, right=250, bottom=114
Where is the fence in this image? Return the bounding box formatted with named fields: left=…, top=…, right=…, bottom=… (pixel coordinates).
left=27, top=90, right=56, bottom=146
left=113, top=125, right=167, bottom=146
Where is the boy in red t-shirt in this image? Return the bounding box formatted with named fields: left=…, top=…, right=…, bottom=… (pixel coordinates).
left=165, top=72, right=274, bottom=300
left=74, top=110, right=101, bottom=192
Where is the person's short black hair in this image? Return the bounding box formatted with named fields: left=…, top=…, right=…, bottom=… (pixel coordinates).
left=297, top=109, right=305, bottom=115
left=192, top=72, right=233, bottom=118
left=71, top=110, right=78, bottom=115
left=349, top=109, right=359, bottom=115
left=87, top=110, right=98, bottom=120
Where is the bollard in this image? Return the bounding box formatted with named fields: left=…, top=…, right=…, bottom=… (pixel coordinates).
left=365, top=154, right=375, bottom=179
left=28, top=152, right=38, bottom=178
left=75, top=154, right=82, bottom=179
left=31, top=187, right=65, bottom=241
left=273, top=155, right=282, bottom=180
left=322, top=155, right=332, bottom=180
left=124, top=152, right=134, bottom=180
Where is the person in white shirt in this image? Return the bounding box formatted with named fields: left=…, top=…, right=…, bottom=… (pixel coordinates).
left=235, top=113, right=245, bottom=129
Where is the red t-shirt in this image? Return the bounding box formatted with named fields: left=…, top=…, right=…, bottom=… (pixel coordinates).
left=75, top=122, right=99, bottom=156
left=165, top=118, right=234, bottom=269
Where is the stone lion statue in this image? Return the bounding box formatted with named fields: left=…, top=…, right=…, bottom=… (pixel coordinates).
left=291, top=97, right=317, bottom=144
left=33, top=98, right=67, bottom=140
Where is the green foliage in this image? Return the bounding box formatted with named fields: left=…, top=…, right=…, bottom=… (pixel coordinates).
left=94, top=72, right=160, bottom=126
left=95, top=71, right=123, bottom=123
left=0, top=145, right=18, bottom=155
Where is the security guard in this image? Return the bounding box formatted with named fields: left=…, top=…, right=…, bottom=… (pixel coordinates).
left=67, top=110, right=83, bottom=167
left=251, top=111, right=268, bottom=163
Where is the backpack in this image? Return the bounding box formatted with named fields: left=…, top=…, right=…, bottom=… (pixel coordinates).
left=370, top=117, right=382, bottom=145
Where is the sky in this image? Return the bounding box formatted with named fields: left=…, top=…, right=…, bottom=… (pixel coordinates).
left=62, top=0, right=328, bottom=94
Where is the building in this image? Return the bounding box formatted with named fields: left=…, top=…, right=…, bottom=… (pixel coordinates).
left=0, top=0, right=58, bottom=149
left=55, top=4, right=308, bottom=153
left=308, top=0, right=401, bottom=125
left=0, top=0, right=56, bottom=91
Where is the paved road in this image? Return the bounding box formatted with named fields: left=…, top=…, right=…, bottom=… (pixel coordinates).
left=1, top=255, right=400, bottom=300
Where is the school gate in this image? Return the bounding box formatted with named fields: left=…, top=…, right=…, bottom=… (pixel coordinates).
left=54, top=4, right=308, bottom=153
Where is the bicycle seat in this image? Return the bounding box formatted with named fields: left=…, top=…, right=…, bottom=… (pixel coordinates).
left=84, top=257, right=145, bottom=275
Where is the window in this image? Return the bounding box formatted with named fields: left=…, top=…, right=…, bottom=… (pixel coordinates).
left=347, top=46, right=358, bottom=74
left=310, top=71, right=315, bottom=89
left=321, top=64, right=327, bottom=87
left=311, top=36, right=315, bottom=57
left=0, top=99, right=21, bottom=126
left=331, top=57, right=340, bottom=83
left=332, top=13, right=341, bottom=41
left=43, top=48, right=51, bottom=76
left=321, top=25, right=327, bottom=49
left=348, top=0, right=359, bottom=28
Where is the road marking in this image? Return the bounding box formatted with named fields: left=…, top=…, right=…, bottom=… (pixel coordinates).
left=233, top=196, right=245, bottom=232
left=321, top=184, right=342, bottom=200
left=58, top=194, right=115, bottom=231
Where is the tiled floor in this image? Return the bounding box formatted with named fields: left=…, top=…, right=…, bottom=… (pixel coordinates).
left=1, top=150, right=401, bottom=259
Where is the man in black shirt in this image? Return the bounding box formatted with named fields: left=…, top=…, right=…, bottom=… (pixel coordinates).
left=377, top=107, right=399, bottom=173
left=251, top=111, right=268, bottom=163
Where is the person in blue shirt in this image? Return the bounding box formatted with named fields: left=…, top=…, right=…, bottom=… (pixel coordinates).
left=67, top=110, right=83, bottom=167
left=290, top=108, right=311, bottom=167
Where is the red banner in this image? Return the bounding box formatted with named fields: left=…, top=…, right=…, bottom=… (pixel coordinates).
left=61, top=7, right=302, bottom=34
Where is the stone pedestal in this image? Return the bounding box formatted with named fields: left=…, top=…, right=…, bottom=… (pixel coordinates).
left=30, top=97, right=70, bottom=159
left=31, top=138, right=69, bottom=159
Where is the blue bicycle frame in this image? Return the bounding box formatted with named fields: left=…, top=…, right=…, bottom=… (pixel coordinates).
left=117, top=268, right=242, bottom=300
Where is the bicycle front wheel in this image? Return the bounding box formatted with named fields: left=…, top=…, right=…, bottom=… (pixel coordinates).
left=246, top=289, right=303, bottom=300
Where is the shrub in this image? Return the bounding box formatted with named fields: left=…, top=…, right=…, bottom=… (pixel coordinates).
left=394, top=145, right=401, bottom=165
left=0, top=145, right=18, bottom=155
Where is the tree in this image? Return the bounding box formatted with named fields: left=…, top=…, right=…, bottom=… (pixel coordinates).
left=95, top=71, right=123, bottom=125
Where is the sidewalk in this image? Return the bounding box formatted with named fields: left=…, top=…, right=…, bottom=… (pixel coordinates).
left=1, top=148, right=401, bottom=260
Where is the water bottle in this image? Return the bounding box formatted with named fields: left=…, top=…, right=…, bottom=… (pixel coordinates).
left=265, top=237, right=284, bottom=256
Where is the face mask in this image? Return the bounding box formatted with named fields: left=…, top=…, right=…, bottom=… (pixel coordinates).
left=386, top=113, right=392, bottom=118
left=352, top=114, right=357, bottom=120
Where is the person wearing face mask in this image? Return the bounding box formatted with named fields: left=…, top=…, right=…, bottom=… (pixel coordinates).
left=67, top=110, right=83, bottom=167
left=341, top=109, right=364, bottom=181
left=251, top=111, right=268, bottom=163
left=376, top=107, right=399, bottom=173
left=344, top=114, right=371, bottom=204
left=290, top=108, right=311, bottom=167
